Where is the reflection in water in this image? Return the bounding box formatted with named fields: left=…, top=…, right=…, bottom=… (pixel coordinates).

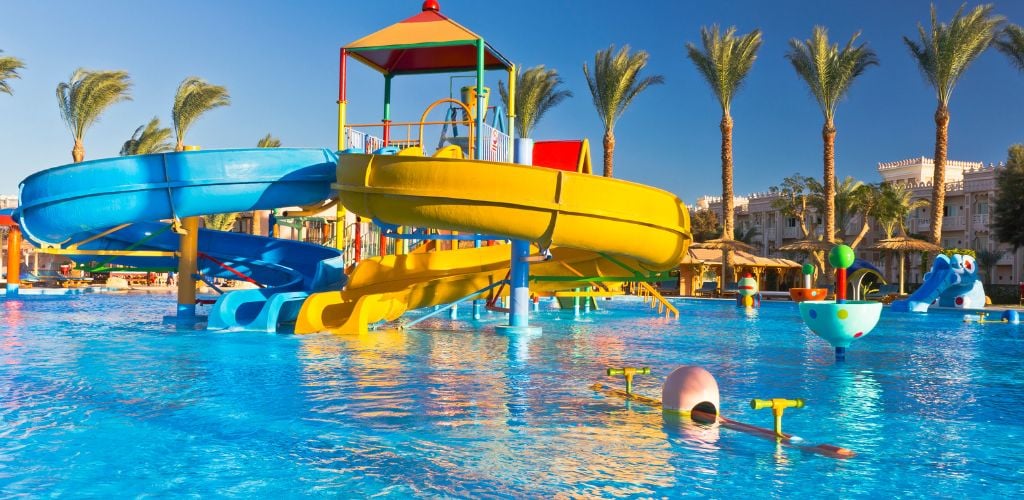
left=2, top=295, right=1024, bottom=496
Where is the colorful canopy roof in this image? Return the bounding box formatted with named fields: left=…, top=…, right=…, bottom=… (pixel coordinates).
left=344, top=3, right=513, bottom=75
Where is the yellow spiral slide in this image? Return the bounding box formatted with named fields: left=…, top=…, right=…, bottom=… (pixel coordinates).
left=294, top=153, right=691, bottom=334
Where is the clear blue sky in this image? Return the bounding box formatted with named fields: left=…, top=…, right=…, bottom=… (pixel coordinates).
left=2, top=0, right=1024, bottom=204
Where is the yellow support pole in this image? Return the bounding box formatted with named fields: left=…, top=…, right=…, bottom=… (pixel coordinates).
left=336, top=99, right=347, bottom=252
left=6, top=227, right=21, bottom=295
left=176, top=216, right=200, bottom=318
left=508, top=65, right=516, bottom=142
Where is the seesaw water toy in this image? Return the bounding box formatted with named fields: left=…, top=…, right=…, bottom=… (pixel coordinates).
left=789, top=263, right=828, bottom=302
left=736, top=273, right=761, bottom=308
left=963, top=310, right=1020, bottom=324
left=591, top=365, right=855, bottom=459
left=798, top=245, right=882, bottom=361
left=892, top=253, right=986, bottom=312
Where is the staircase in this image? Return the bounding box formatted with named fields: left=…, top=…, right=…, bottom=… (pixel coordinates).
left=632, top=282, right=679, bottom=318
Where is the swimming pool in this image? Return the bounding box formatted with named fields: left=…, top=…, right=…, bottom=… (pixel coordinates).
left=1, top=294, right=1021, bottom=496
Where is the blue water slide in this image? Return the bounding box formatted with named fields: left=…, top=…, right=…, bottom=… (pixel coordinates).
left=16, top=149, right=346, bottom=330
left=890, top=254, right=957, bottom=313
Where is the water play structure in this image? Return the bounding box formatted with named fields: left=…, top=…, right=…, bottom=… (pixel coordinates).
left=891, top=252, right=985, bottom=312
left=593, top=365, right=855, bottom=459
left=798, top=245, right=883, bottom=361
left=8, top=1, right=691, bottom=334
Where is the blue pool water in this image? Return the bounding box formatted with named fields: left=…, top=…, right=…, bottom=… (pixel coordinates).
left=1, top=294, right=1022, bottom=496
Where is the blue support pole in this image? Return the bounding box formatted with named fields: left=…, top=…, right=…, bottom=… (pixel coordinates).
left=509, top=240, right=530, bottom=327
left=496, top=138, right=541, bottom=335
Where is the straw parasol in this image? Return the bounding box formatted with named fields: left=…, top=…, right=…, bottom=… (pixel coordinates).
left=692, top=238, right=756, bottom=253
left=868, top=236, right=942, bottom=295
left=777, top=238, right=839, bottom=253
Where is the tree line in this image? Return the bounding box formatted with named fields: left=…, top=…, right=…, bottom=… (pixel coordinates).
left=4, top=4, right=1024, bottom=244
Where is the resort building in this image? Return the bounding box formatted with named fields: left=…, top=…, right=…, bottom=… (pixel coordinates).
left=696, top=157, right=1020, bottom=287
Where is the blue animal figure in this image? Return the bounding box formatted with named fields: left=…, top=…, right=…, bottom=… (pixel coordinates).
left=891, top=253, right=985, bottom=312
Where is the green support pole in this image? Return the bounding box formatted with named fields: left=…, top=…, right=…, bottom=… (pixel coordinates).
left=475, top=40, right=484, bottom=161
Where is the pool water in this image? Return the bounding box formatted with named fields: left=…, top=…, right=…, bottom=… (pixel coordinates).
left=1, top=294, right=1022, bottom=496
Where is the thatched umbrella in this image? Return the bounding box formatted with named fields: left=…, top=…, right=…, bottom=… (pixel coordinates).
left=777, top=238, right=838, bottom=253
left=868, top=237, right=942, bottom=295
left=691, top=239, right=756, bottom=287
left=692, top=238, right=756, bottom=253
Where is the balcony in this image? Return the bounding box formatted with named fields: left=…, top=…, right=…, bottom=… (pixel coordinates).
left=943, top=215, right=965, bottom=231
left=972, top=213, right=990, bottom=227
left=909, top=218, right=929, bottom=234
left=782, top=226, right=801, bottom=239
left=998, top=252, right=1015, bottom=265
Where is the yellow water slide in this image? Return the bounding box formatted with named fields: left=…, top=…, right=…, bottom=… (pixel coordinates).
left=294, top=154, right=691, bottom=334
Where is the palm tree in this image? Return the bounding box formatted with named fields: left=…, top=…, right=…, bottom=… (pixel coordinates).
left=172, top=76, right=230, bottom=151
left=687, top=25, right=762, bottom=285
left=256, top=133, right=281, bottom=148
left=974, top=249, right=1003, bottom=285
left=904, top=4, right=1004, bottom=245
left=831, top=176, right=866, bottom=241
left=120, top=117, right=173, bottom=156
left=877, top=182, right=929, bottom=239
left=0, top=50, right=26, bottom=96
left=583, top=45, right=664, bottom=178
left=787, top=27, right=878, bottom=243
left=849, top=183, right=882, bottom=249
left=56, top=69, right=133, bottom=162
left=498, top=65, right=572, bottom=139
left=995, top=24, right=1024, bottom=71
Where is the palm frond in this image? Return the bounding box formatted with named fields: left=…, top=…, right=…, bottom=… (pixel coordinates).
left=0, top=50, right=26, bottom=96
left=203, top=213, right=240, bottom=232
left=55, top=68, right=133, bottom=140
left=995, top=24, right=1024, bottom=71
left=786, top=26, right=878, bottom=123
left=903, top=4, right=1004, bottom=105
left=685, top=25, right=762, bottom=113
left=583, top=45, right=664, bottom=129
left=121, top=117, right=173, bottom=156
left=173, top=76, right=231, bottom=147
left=257, top=133, right=282, bottom=148
left=498, top=65, right=572, bottom=138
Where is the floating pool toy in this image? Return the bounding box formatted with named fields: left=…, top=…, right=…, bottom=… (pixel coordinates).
left=592, top=365, right=855, bottom=459
left=798, top=245, right=883, bottom=361
left=789, top=263, right=828, bottom=302
left=736, top=273, right=761, bottom=308
left=963, top=310, right=1020, bottom=324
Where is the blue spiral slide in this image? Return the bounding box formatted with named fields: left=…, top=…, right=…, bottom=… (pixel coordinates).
left=16, top=148, right=346, bottom=331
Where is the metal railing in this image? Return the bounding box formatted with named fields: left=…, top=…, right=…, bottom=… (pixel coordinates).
left=479, top=122, right=512, bottom=163
left=972, top=213, right=990, bottom=226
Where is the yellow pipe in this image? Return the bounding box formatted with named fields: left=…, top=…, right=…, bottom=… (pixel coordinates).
left=41, top=249, right=176, bottom=257
left=508, top=65, right=516, bottom=141
left=177, top=216, right=200, bottom=316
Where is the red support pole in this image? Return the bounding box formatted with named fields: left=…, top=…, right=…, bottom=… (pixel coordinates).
left=353, top=217, right=362, bottom=262
left=338, top=49, right=347, bottom=102
left=836, top=268, right=847, bottom=303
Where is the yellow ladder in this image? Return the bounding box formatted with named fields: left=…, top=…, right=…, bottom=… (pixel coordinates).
left=634, top=282, right=679, bottom=318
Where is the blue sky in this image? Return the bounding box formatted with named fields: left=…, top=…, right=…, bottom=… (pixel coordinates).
left=2, top=0, right=1024, bottom=204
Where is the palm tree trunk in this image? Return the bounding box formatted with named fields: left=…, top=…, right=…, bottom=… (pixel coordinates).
left=849, top=219, right=870, bottom=249
left=823, top=122, right=836, bottom=242
left=602, top=129, right=614, bottom=177
left=930, top=104, right=950, bottom=246
left=71, top=138, right=84, bottom=163
left=720, top=112, right=734, bottom=286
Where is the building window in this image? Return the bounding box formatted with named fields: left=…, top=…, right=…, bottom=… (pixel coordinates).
left=787, top=218, right=797, bottom=228
left=977, top=202, right=989, bottom=215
